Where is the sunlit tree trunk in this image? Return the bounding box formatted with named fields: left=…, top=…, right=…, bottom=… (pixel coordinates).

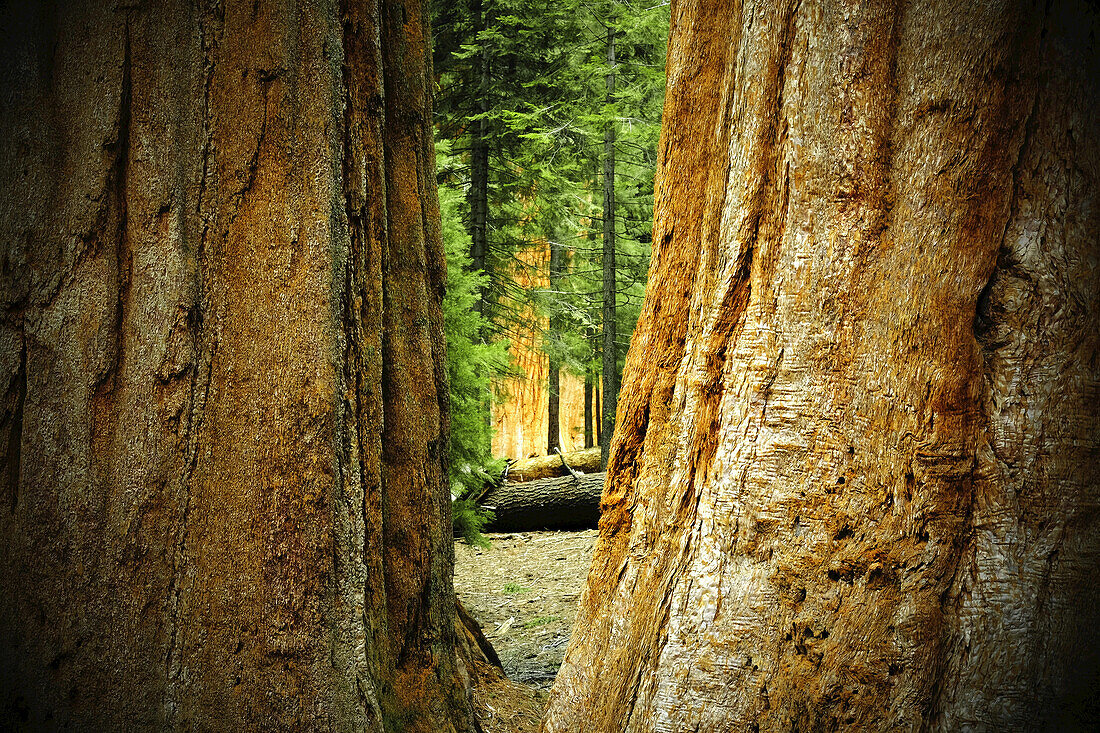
left=544, top=0, right=1100, bottom=730
left=0, top=1, right=475, bottom=730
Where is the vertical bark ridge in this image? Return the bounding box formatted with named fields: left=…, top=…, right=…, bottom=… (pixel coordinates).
left=4, top=338, right=25, bottom=516
left=339, top=1, right=389, bottom=724
left=624, top=2, right=811, bottom=727
left=545, top=1, right=743, bottom=730
left=377, top=0, right=471, bottom=728
left=673, top=0, right=802, bottom=537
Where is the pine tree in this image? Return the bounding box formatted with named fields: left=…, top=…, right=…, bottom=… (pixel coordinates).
left=431, top=0, right=668, bottom=459
left=437, top=142, right=510, bottom=543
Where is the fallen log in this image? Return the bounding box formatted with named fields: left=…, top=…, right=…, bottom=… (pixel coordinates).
left=505, top=447, right=602, bottom=483
left=480, top=472, right=605, bottom=532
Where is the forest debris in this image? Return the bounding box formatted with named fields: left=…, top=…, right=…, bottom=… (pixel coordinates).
left=554, top=447, right=584, bottom=480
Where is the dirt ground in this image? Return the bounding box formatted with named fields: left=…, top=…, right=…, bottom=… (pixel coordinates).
left=455, top=529, right=597, bottom=692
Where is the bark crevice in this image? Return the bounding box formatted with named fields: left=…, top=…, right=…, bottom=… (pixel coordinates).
left=5, top=335, right=25, bottom=515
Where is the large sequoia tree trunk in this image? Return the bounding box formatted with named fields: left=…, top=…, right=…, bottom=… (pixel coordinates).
left=0, top=1, right=474, bottom=731
left=544, top=0, right=1099, bottom=731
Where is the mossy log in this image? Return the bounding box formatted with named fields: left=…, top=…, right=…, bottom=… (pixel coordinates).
left=480, top=472, right=605, bottom=532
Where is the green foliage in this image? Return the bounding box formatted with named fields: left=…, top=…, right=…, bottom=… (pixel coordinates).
left=434, top=0, right=593, bottom=315
left=452, top=496, right=494, bottom=548
left=502, top=582, right=531, bottom=594
left=523, top=0, right=670, bottom=389
left=440, top=139, right=510, bottom=545
left=432, top=0, right=669, bottom=452
left=522, top=615, right=560, bottom=629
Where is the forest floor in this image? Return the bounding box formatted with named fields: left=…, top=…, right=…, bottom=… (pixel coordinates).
left=455, top=529, right=598, bottom=732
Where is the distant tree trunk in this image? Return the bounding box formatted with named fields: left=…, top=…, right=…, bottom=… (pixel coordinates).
left=584, top=364, right=594, bottom=449
left=595, top=379, right=601, bottom=447
left=548, top=239, right=564, bottom=454
left=545, top=0, right=1100, bottom=731
left=469, top=0, right=494, bottom=448
left=548, top=356, right=561, bottom=454
left=586, top=322, right=599, bottom=449
left=468, top=0, right=491, bottom=319
left=600, top=23, right=618, bottom=471
left=0, top=1, right=475, bottom=731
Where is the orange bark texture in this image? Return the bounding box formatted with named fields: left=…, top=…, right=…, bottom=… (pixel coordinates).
left=544, top=0, right=1100, bottom=731
left=492, top=242, right=591, bottom=460
left=0, top=1, right=474, bottom=730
